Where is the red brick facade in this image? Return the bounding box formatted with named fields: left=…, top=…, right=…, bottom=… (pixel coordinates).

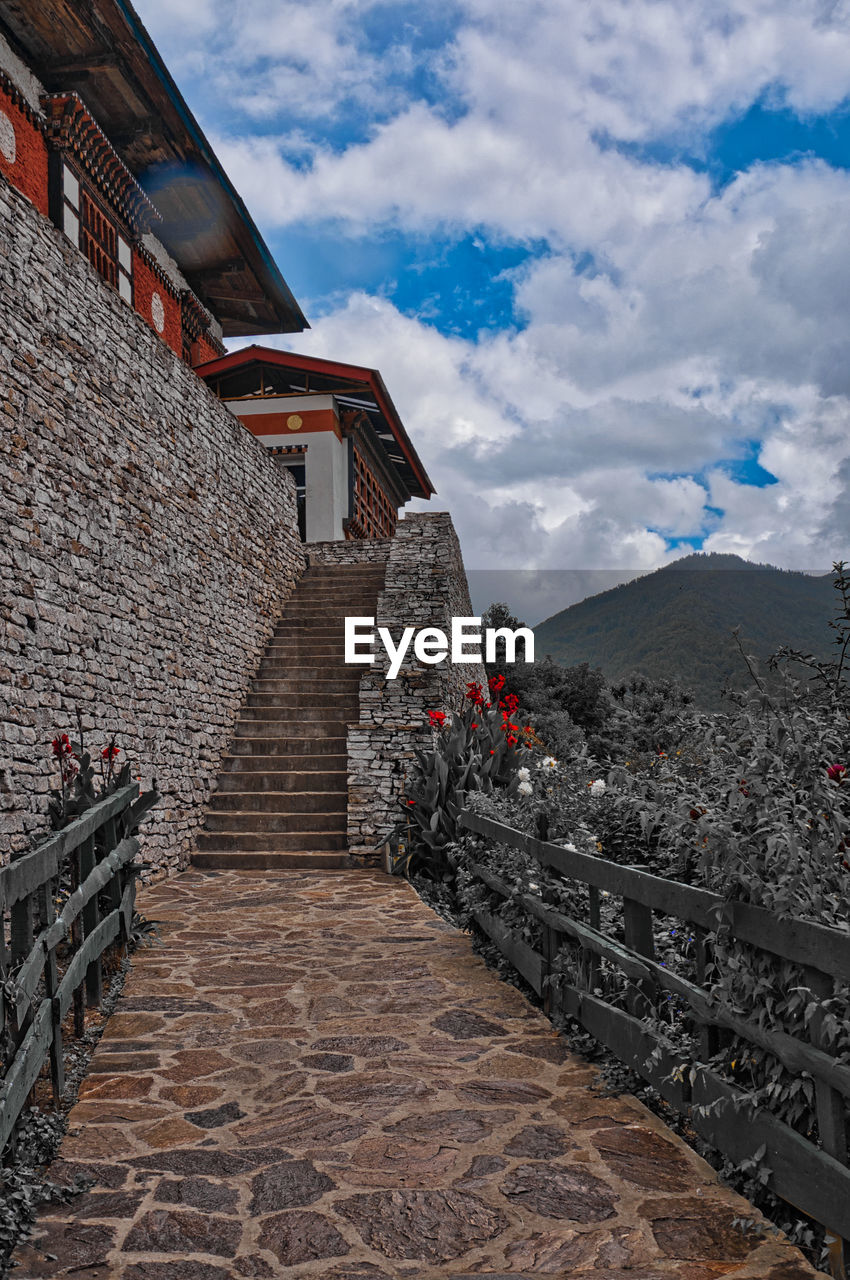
left=0, top=78, right=48, bottom=216
left=133, top=249, right=182, bottom=357
left=190, top=332, right=227, bottom=367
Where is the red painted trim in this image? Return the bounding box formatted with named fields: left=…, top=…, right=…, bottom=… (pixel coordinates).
left=195, top=344, right=434, bottom=497
left=236, top=407, right=340, bottom=438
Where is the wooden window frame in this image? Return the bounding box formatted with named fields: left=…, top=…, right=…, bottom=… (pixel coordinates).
left=51, top=156, right=133, bottom=305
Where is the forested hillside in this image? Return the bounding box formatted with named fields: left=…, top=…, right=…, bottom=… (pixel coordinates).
left=533, top=553, right=837, bottom=707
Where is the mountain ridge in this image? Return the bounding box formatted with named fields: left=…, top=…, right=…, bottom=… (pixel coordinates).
left=533, top=553, right=837, bottom=707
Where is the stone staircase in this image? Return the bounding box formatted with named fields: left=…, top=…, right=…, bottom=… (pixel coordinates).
left=192, top=561, right=386, bottom=869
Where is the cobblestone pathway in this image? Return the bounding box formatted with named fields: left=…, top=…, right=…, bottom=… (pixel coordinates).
left=14, top=870, right=824, bottom=1279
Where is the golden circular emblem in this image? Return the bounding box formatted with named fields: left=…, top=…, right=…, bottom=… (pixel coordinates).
left=286, top=414, right=303, bottom=431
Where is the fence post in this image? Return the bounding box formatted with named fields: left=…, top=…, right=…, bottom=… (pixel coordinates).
left=587, top=886, right=601, bottom=993
left=102, top=816, right=123, bottom=916
left=536, top=814, right=561, bottom=1015
left=10, top=895, right=34, bottom=969
left=0, top=891, right=9, bottom=1080
left=541, top=915, right=561, bottom=1017
left=79, top=834, right=102, bottom=1009
left=694, top=925, right=722, bottom=1062
left=805, top=965, right=848, bottom=1279
left=36, top=878, right=65, bottom=1105
left=622, top=896, right=655, bottom=1018
left=9, top=894, right=35, bottom=1053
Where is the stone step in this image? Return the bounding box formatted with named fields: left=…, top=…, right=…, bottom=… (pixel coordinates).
left=224, top=738, right=347, bottom=757
left=190, top=850, right=356, bottom=869
left=302, top=564, right=387, bottom=575
left=259, top=649, right=351, bottom=659
left=195, top=830, right=348, bottom=851
left=244, top=691, right=355, bottom=711
left=208, top=790, right=346, bottom=813
left=272, top=624, right=358, bottom=634
left=248, top=682, right=359, bottom=699
left=219, top=757, right=347, bottom=776
left=284, top=598, right=382, bottom=610
left=285, top=583, right=385, bottom=596
left=218, top=768, right=347, bottom=789
left=252, top=673, right=360, bottom=687
left=253, top=675, right=355, bottom=686
left=274, top=615, right=376, bottom=625
left=196, top=559, right=388, bottom=859
left=262, top=648, right=349, bottom=660
left=241, top=699, right=354, bottom=716
left=232, top=719, right=350, bottom=737
left=282, top=597, right=381, bottom=610
left=204, top=810, right=346, bottom=833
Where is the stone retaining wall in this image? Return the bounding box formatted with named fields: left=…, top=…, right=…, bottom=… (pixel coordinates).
left=0, top=174, right=305, bottom=872
left=307, top=540, right=392, bottom=565
left=313, top=514, right=486, bottom=861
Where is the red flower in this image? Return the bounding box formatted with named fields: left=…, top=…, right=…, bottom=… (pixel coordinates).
left=407, top=799, right=416, bottom=806
left=52, top=733, right=72, bottom=758
left=470, top=723, right=479, bottom=730
left=827, top=764, right=846, bottom=783
left=465, top=681, right=485, bottom=708
left=506, top=735, right=517, bottom=746
left=488, top=674, right=506, bottom=693
left=102, top=745, right=121, bottom=760
left=427, top=709, right=447, bottom=728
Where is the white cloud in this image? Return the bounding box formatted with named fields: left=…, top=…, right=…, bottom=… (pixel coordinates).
left=141, top=0, right=850, bottom=576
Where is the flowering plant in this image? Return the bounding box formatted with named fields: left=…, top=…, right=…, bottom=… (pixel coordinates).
left=391, top=677, right=534, bottom=879
left=47, top=711, right=133, bottom=830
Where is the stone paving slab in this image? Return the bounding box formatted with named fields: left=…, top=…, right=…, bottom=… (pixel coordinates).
left=13, top=870, right=826, bottom=1279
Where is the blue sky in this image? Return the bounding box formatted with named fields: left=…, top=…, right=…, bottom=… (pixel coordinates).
left=136, top=0, right=850, bottom=614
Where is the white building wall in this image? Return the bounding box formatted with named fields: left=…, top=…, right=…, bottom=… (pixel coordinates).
left=225, top=395, right=351, bottom=540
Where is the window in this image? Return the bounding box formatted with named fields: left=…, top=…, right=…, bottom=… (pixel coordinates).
left=58, top=160, right=133, bottom=304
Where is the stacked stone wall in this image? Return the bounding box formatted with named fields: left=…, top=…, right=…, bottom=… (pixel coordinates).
left=0, top=174, right=305, bottom=873
left=314, top=514, right=486, bottom=861
left=307, top=540, right=392, bottom=565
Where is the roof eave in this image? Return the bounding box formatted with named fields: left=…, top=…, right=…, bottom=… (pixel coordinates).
left=196, top=345, right=435, bottom=499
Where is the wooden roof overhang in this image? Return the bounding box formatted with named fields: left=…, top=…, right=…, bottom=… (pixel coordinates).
left=0, top=0, right=307, bottom=338
left=196, top=345, right=436, bottom=502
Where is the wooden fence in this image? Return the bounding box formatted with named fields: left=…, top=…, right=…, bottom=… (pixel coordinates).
left=0, top=783, right=153, bottom=1154
left=459, top=808, right=850, bottom=1272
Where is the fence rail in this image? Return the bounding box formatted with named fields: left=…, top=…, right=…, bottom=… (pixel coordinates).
left=0, top=784, right=153, bottom=1154
left=459, top=808, right=850, bottom=1268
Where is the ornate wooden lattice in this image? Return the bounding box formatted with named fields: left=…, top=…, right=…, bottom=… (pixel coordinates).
left=80, top=187, right=118, bottom=288
left=348, top=448, right=397, bottom=539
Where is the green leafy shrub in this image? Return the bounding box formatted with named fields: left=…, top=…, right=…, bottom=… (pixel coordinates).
left=460, top=564, right=850, bottom=1210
